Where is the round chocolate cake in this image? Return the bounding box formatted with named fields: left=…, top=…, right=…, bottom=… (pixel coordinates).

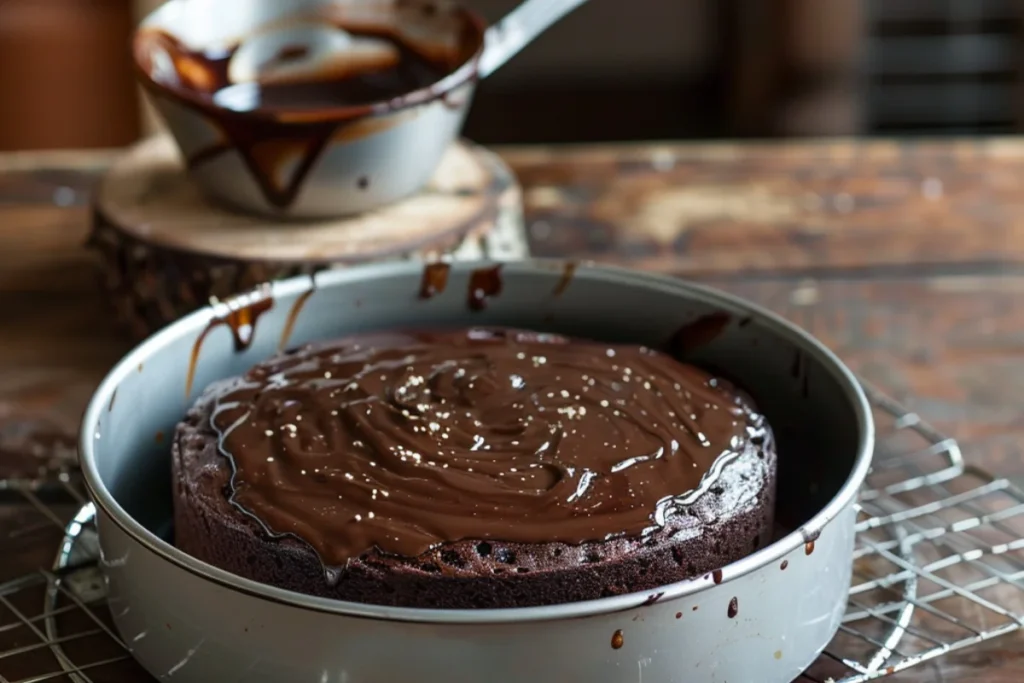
left=172, top=327, right=777, bottom=609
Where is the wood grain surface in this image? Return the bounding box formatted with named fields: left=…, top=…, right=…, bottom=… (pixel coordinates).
left=1, top=137, right=1023, bottom=681
left=96, top=136, right=513, bottom=261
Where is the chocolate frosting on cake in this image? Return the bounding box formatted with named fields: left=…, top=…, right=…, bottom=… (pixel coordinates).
left=208, top=327, right=769, bottom=572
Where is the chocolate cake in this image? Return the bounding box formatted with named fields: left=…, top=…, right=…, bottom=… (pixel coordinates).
left=172, top=327, right=777, bottom=609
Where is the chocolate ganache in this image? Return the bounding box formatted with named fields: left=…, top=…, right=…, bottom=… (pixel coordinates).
left=208, top=327, right=769, bottom=570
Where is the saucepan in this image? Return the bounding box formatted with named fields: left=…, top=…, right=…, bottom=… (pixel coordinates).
left=79, top=260, right=873, bottom=683
left=133, top=0, right=588, bottom=219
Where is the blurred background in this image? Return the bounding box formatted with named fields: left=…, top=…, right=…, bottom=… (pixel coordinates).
left=0, top=0, right=1019, bottom=150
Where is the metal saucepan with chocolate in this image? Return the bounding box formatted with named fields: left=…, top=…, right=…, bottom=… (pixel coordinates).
left=133, top=0, right=588, bottom=218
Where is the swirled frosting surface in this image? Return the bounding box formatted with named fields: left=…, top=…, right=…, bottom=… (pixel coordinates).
left=210, top=327, right=766, bottom=566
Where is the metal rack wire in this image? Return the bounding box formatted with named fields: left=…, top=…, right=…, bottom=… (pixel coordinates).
left=1, top=384, right=1022, bottom=682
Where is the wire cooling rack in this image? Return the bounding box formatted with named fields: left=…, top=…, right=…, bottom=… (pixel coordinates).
left=0, top=384, right=1022, bottom=682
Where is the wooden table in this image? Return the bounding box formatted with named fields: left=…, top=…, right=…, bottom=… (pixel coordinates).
left=2, top=138, right=1024, bottom=681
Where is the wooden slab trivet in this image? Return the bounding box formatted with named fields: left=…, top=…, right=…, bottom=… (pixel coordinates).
left=88, top=134, right=527, bottom=340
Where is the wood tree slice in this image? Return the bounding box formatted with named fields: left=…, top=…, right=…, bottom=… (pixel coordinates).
left=88, top=134, right=526, bottom=339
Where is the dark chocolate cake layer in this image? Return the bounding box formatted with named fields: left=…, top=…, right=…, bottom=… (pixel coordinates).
left=172, top=327, right=777, bottom=609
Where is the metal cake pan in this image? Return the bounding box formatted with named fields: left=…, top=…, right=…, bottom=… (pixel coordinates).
left=79, top=260, right=874, bottom=683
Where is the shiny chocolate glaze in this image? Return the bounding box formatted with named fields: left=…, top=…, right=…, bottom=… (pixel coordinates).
left=208, top=327, right=769, bottom=570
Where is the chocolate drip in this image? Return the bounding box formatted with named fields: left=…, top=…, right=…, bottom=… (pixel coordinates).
left=185, top=290, right=274, bottom=397
left=418, top=262, right=451, bottom=299
left=208, top=327, right=767, bottom=569
left=552, top=261, right=577, bottom=297
left=667, top=313, right=732, bottom=358
left=467, top=265, right=502, bottom=310
left=279, top=284, right=317, bottom=352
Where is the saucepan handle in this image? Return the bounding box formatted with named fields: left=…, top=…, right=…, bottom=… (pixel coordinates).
left=477, top=0, right=591, bottom=79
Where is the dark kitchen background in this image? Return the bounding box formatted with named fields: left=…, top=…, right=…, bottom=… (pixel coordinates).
left=0, top=0, right=1019, bottom=150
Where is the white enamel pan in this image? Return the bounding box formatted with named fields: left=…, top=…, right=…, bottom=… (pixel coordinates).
left=134, top=0, right=589, bottom=218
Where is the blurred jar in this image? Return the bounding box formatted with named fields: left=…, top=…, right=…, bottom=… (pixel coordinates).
left=0, top=0, right=139, bottom=150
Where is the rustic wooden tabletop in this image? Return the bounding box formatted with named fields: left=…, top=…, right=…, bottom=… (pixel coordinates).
left=1, top=138, right=1023, bottom=681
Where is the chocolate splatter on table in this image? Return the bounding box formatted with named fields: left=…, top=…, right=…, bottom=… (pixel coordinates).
left=2, top=138, right=1024, bottom=681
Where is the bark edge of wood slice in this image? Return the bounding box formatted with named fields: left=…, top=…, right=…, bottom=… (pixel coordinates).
left=88, top=134, right=527, bottom=340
